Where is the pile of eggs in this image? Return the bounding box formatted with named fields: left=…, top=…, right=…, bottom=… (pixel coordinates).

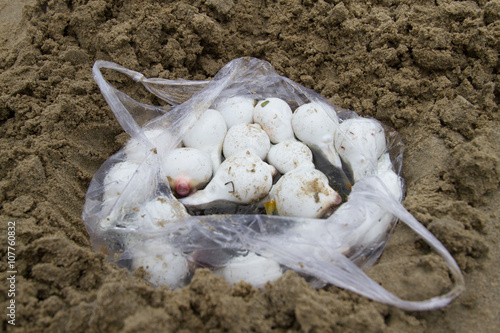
left=102, top=96, right=396, bottom=288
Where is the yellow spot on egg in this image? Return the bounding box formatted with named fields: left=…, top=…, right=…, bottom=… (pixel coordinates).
left=265, top=200, right=277, bottom=215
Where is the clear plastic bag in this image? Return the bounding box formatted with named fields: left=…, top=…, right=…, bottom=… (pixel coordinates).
left=83, top=57, right=464, bottom=311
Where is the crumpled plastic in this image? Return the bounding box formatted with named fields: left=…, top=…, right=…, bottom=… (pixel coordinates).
left=82, top=57, right=464, bottom=311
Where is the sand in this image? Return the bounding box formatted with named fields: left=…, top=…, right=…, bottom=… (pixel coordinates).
left=0, top=0, right=499, bottom=332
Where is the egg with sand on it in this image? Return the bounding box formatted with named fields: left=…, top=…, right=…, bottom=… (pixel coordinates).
left=268, top=166, right=342, bottom=219
left=222, top=123, right=271, bottom=160
left=180, top=150, right=276, bottom=206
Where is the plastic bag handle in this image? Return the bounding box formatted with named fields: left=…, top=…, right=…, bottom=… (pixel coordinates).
left=248, top=177, right=464, bottom=311
left=362, top=176, right=465, bottom=310
left=92, top=61, right=208, bottom=146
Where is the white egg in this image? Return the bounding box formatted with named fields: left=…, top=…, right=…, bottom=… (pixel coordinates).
left=101, top=160, right=156, bottom=224
left=357, top=170, right=402, bottom=245
left=253, top=98, right=295, bottom=144
left=291, top=102, right=353, bottom=195
left=215, top=252, right=283, bottom=287
left=339, top=154, right=403, bottom=249
left=160, top=148, right=212, bottom=196
left=182, top=109, right=227, bottom=173
left=131, top=240, right=189, bottom=289
left=223, top=123, right=270, bottom=160
left=135, top=196, right=189, bottom=230
left=124, top=129, right=178, bottom=163
left=269, top=167, right=342, bottom=218
left=292, top=102, right=342, bottom=168
left=267, top=140, right=314, bottom=174
left=116, top=195, right=190, bottom=288
left=334, top=118, right=387, bottom=182
left=212, top=96, right=254, bottom=128
left=180, top=150, right=275, bottom=206
left=376, top=153, right=403, bottom=201
left=281, top=219, right=333, bottom=263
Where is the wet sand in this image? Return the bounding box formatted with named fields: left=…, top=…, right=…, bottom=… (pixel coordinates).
left=0, top=0, right=499, bottom=332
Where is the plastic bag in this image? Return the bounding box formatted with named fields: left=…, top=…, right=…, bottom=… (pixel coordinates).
left=82, top=57, right=464, bottom=311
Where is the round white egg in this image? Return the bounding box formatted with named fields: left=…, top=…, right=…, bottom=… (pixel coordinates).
left=334, top=118, right=387, bottom=182
left=182, top=109, right=227, bottom=172
left=253, top=98, right=295, bottom=144
left=267, top=140, right=314, bottom=174
left=222, top=123, right=270, bottom=160
left=215, top=252, right=283, bottom=287
left=337, top=153, right=404, bottom=249
left=161, top=147, right=212, bottom=193
left=377, top=153, right=403, bottom=201
left=292, top=102, right=342, bottom=168
left=292, top=102, right=339, bottom=146
left=135, top=196, right=189, bottom=230
left=124, top=129, right=176, bottom=163
left=131, top=240, right=189, bottom=289
left=270, top=167, right=341, bottom=218
left=213, top=96, right=254, bottom=128
left=103, top=161, right=155, bottom=206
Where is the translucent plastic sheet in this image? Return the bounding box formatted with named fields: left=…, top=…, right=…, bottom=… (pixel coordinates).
left=83, top=57, right=464, bottom=311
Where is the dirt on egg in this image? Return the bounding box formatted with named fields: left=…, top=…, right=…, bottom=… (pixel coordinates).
left=0, top=0, right=499, bottom=332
